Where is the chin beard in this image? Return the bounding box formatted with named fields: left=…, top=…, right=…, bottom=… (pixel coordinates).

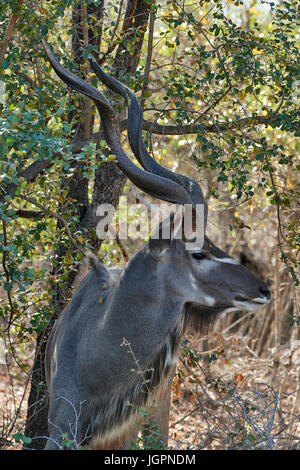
left=183, top=302, right=227, bottom=335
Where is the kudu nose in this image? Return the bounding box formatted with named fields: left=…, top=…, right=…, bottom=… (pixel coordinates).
left=259, top=284, right=271, bottom=300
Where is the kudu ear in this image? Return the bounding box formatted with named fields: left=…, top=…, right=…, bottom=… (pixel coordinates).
left=148, top=206, right=185, bottom=259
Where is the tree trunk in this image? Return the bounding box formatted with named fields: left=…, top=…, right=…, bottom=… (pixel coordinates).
left=23, top=161, right=90, bottom=449
left=24, top=0, right=151, bottom=449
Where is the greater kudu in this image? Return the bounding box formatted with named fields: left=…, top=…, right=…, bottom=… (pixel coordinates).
left=43, top=41, right=270, bottom=450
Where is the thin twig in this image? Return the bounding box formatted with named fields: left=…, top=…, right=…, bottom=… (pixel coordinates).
left=18, top=194, right=86, bottom=257
left=81, top=1, right=92, bottom=141
left=140, top=3, right=155, bottom=111
left=98, top=0, right=138, bottom=65
left=0, top=0, right=24, bottom=64
left=1, top=220, right=14, bottom=328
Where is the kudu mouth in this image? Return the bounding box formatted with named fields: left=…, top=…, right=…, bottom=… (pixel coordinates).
left=240, top=281, right=270, bottom=302
left=235, top=296, right=270, bottom=304
left=234, top=288, right=271, bottom=307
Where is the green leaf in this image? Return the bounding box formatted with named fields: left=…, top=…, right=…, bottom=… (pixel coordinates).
left=13, top=433, right=32, bottom=445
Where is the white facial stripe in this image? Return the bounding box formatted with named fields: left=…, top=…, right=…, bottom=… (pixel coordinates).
left=189, top=273, right=215, bottom=306
left=223, top=307, right=239, bottom=313
left=233, top=300, right=262, bottom=312
left=212, top=256, right=239, bottom=265
left=252, top=297, right=269, bottom=304
left=189, top=272, right=198, bottom=290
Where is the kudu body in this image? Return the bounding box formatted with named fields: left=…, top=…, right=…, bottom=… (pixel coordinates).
left=43, top=42, right=270, bottom=450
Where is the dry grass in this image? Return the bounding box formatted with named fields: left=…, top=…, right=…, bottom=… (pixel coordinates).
left=168, top=332, right=300, bottom=450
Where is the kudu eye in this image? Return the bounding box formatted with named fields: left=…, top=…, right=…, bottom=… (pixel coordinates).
left=191, top=252, right=208, bottom=261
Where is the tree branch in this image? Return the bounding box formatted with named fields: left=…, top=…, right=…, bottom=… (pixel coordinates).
left=81, top=1, right=92, bottom=140
left=140, top=3, right=154, bottom=111
left=1, top=220, right=14, bottom=328
left=0, top=0, right=24, bottom=64
left=18, top=194, right=86, bottom=257
left=69, top=110, right=299, bottom=152
left=71, top=112, right=293, bottom=153
left=119, top=111, right=300, bottom=136
left=18, top=72, right=39, bottom=90
left=98, top=0, right=124, bottom=65
left=2, top=108, right=298, bottom=208
left=97, top=0, right=140, bottom=67
left=0, top=157, right=55, bottom=204
left=15, top=209, right=45, bottom=219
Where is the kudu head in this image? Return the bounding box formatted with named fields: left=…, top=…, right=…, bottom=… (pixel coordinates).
left=43, top=41, right=270, bottom=328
